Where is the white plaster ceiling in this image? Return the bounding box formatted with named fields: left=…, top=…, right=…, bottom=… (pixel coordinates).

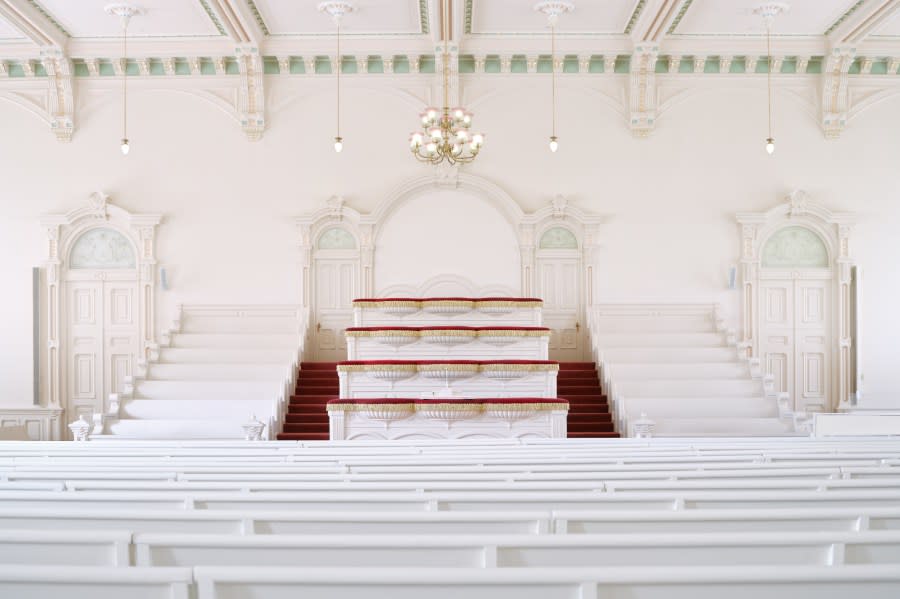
left=0, top=13, right=24, bottom=39
left=469, top=0, right=638, bottom=35
left=671, top=0, right=863, bottom=37
left=252, top=0, right=424, bottom=35
left=872, top=8, right=900, bottom=37
left=37, top=0, right=223, bottom=38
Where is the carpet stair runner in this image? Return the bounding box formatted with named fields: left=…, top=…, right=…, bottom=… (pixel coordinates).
left=558, top=362, right=619, bottom=438
left=279, top=360, right=619, bottom=440
left=277, top=362, right=338, bottom=441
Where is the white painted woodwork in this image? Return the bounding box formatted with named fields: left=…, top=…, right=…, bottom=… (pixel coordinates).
left=0, top=408, right=63, bottom=441
left=353, top=304, right=544, bottom=327
left=338, top=368, right=559, bottom=399
left=760, top=275, right=832, bottom=413
left=587, top=303, right=795, bottom=437
left=737, top=192, right=856, bottom=413
left=39, top=194, right=162, bottom=437
left=328, top=405, right=568, bottom=441
left=535, top=251, right=585, bottom=361
left=814, top=413, right=900, bottom=437
left=313, top=256, right=358, bottom=361
left=346, top=333, right=549, bottom=361
left=100, top=304, right=304, bottom=440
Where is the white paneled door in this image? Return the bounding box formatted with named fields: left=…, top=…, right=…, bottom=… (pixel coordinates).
left=536, top=252, right=584, bottom=362
left=313, top=258, right=358, bottom=361
left=65, top=278, right=139, bottom=423
left=759, top=274, right=831, bottom=412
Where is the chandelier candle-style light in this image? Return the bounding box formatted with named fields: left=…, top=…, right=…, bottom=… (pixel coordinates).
left=754, top=2, right=789, bottom=155
left=535, top=1, right=574, bottom=153
left=410, top=0, right=483, bottom=165
left=319, top=1, right=354, bottom=152
left=105, top=3, right=144, bottom=156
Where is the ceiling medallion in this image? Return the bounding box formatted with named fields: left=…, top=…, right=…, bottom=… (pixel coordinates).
left=534, top=1, right=575, bottom=25
left=409, top=0, right=483, bottom=165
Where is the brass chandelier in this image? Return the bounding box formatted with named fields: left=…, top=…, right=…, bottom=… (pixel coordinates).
left=409, top=0, right=483, bottom=164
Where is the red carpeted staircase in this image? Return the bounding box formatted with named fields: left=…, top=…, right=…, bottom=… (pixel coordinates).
left=278, top=361, right=619, bottom=440
left=557, top=362, right=619, bottom=438
left=277, top=362, right=337, bottom=440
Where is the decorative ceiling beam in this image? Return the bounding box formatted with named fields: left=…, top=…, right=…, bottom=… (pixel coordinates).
left=827, top=0, right=900, bottom=45
left=0, top=1, right=74, bottom=141
left=629, top=0, right=683, bottom=44
left=0, top=0, right=68, bottom=48
left=204, top=0, right=265, bottom=44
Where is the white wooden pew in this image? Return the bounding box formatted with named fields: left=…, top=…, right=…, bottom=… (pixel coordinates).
left=554, top=507, right=900, bottom=533
left=0, top=530, right=131, bottom=566
left=6, top=489, right=900, bottom=512
left=0, top=509, right=551, bottom=535
left=134, top=531, right=900, bottom=568
left=193, top=565, right=900, bottom=599
left=0, top=565, right=192, bottom=599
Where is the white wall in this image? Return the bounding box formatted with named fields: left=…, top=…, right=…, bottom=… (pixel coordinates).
left=374, top=188, right=521, bottom=294
left=0, top=76, right=898, bottom=408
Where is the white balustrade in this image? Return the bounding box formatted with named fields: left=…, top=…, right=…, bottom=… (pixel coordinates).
left=352, top=298, right=543, bottom=327
left=327, top=399, right=568, bottom=441
left=337, top=361, right=559, bottom=399
left=346, top=327, right=550, bottom=361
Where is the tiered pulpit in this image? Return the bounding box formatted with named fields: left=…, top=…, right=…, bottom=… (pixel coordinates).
left=328, top=297, right=568, bottom=440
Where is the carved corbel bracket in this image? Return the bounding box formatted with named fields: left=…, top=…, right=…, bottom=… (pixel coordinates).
left=628, top=45, right=659, bottom=137
left=39, top=48, right=75, bottom=142
left=821, top=47, right=856, bottom=139
left=235, top=45, right=266, bottom=141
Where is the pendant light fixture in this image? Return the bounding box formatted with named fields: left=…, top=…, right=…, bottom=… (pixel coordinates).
left=105, top=4, right=143, bottom=156
left=409, top=0, right=483, bottom=165
left=319, top=2, right=354, bottom=153
left=535, top=2, right=574, bottom=153
left=754, top=3, right=788, bottom=155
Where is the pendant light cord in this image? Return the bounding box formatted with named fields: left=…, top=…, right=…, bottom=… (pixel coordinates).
left=336, top=22, right=341, bottom=139
left=442, top=0, right=450, bottom=111
left=766, top=23, right=772, bottom=140
left=551, top=23, right=556, bottom=139
left=123, top=21, right=127, bottom=140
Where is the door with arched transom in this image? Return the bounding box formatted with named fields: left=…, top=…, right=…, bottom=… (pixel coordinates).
left=758, top=226, right=832, bottom=413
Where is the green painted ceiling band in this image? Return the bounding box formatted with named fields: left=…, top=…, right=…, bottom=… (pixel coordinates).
left=27, top=0, right=70, bottom=37
left=244, top=0, right=271, bottom=36
left=465, top=0, right=474, bottom=34
left=824, top=0, right=866, bottom=36
left=624, top=0, right=648, bottom=35
left=667, top=0, right=695, bottom=35
left=196, top=0, right=227, bottom=36
left=419, top=0, right=430, bottom=34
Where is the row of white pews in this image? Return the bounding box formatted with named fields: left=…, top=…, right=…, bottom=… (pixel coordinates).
left=4, top=529, right=900, bottom=568
left=3, top=439, right=900, bottom=597
left=94, top=305, right=305, bottom=441
left=587, top=304, right=799, bottom=437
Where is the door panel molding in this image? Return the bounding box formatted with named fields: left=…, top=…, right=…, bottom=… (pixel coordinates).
left=40, top=192, right=162, bottom=437
left=737, top=190, right=856, bottom=412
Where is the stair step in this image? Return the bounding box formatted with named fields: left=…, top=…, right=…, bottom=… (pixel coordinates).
left=277, top=433, right=330, bottom=441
